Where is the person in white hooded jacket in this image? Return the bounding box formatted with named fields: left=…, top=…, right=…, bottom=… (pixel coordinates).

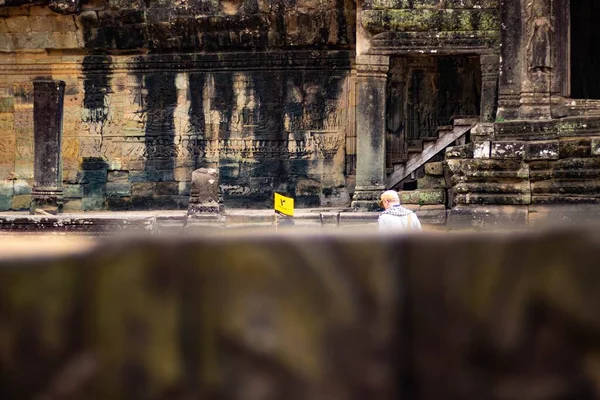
left=378, top=190, right=422, bottom=232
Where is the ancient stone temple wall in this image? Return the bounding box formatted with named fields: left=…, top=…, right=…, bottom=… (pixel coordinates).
left=359, top=0, right=500, bottom=54
left=0, top=0, right=356, bottom=210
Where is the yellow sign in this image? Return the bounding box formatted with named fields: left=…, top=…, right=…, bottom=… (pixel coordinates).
left=274, top=192, right=294, bottom=217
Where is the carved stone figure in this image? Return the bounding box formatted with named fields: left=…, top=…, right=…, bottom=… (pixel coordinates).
left=527, top=0, right=554, bottom=73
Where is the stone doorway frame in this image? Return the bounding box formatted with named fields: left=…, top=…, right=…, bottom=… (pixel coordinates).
left=352, top=41, right=499, bottom=210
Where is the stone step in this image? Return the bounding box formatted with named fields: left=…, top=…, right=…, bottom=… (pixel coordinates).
left=445, top=143, right=474, bottom=159
left=451, top=115, right=480, bottom=126
left=387, top=124, right=472, bottom=188
left=400, top=189, right=446, bottom=205
left=424, top=161, right=444, bottom=176
left=422, top=136, right=439, bottom=142
left=407, top=140, right=423, bottom=153
left=436, top=125, right=454, bottom=134
left=417, top=175, right=447, bottom=189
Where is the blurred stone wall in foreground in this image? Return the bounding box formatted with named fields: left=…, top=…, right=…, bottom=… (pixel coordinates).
left=1, top=229, right=600, bottom=399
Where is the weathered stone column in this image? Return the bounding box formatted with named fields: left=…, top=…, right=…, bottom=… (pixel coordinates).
left=496, top=0, right=522, bottom=120
left=351, top=55, right=389, bottom=210
left=30, top=80, right=65, bottom=214
left=480, top=54, right=500, bottom=122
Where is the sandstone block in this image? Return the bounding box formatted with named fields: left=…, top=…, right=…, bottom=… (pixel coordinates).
left=106, top=182, right=131, bottom=197
left=11, top=194, right=31, bottom=210
left=82, top=196, right=105, bottom=211
left=9, top=6, right=30, bottom=16
left=174, top=167, right=192, bottom=182
left=178, top=181, right=191, bottom=196
left=6, top=16, right=30, bottom=33
left=474, top=141, right=490, bottom=159
left=416, top=208, right=447, bottom=225
left=400, top=189, right=446, bottom=205
left=0, top=19, right=9, bottom=33
left=155, top=182, right=179, bottom=196
left=106, top=196, right=131, bottom=210
left=63, top=198, right=82, bottom=211
left=446, top=159, right=525, bottom=174
left=491, top=141, right=525, bottom=159
left=107, top=170, right=129, bottom=183
left=13, top=32, right=48, bottom=49
left=525, top=140, right=559, bottom=161
left=83, top=182, right=105, bottom=198
left=63, top=184, right=83, bottom=198
left=79, top=170, right=107, bottom=184
left=13, top=180, right=31, bottom=195
left=52, top=32, right=79, bottom=49
left=417, top=175, right=446, bottom=190
left=454, top=182, right=531, bottom=195
left=531, top=180, right=600, bottom=196
left=0, top=195, right=10, bottom=211
left=14, top=164, right=33, bottom=180
left=29, top=6, right=55, bottom=16
left=0, top=181, right=13, bottom=196
left=0, top=97, right=14, bottom=113
left=591, top=138, right=600, bottom=156
left=553, top=158, right=600, bottom=170
left=453, top=193, right=532, bottom=206
left=52, top=15, right=77, bottom=32
left=559, top=138, right=591, bottom=158
left=0, top=35, right=14, bottom=52
left=446, top=143, right=473, bottom=159
left=150, top=195, right=179, bottom=209
left=29, top=16, right=54, bottom=32
left=132, top=183, right=156, bottom=197
left=424, top=161, right=444, bottom=176
left=128, top=170, right=156, bottom=183
left=471, top=123, right=495, bottom=140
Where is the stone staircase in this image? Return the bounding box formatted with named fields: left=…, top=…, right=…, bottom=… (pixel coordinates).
left=565, top=99, right=600, bottom=116
left=386, top=116, right=479, bottom=189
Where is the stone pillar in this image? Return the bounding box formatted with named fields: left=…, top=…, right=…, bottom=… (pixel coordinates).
left=30, top=80, right=65, bottom=214
left=496, top=0, right=522, bottom=120
left=351, top=55, right=389, bottom=211
left=550, top=0, right=569, bottom=118
left=480, top=54, right=500, bottom=122
left=518, top=0, right=554, bottom=120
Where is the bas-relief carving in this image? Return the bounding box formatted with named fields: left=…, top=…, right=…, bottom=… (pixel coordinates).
left=0, top=137, right=16, bottom=164
left=526, top=0, right=553, bottom=74
left=57, top=69, right=347, bottom=188
left=13, top=110, right=33, bottom=141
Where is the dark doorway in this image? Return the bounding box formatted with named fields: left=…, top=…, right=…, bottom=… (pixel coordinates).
left=571, top=0, right=600, bottom=99
left=405, top=56, right=480, bottom=140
